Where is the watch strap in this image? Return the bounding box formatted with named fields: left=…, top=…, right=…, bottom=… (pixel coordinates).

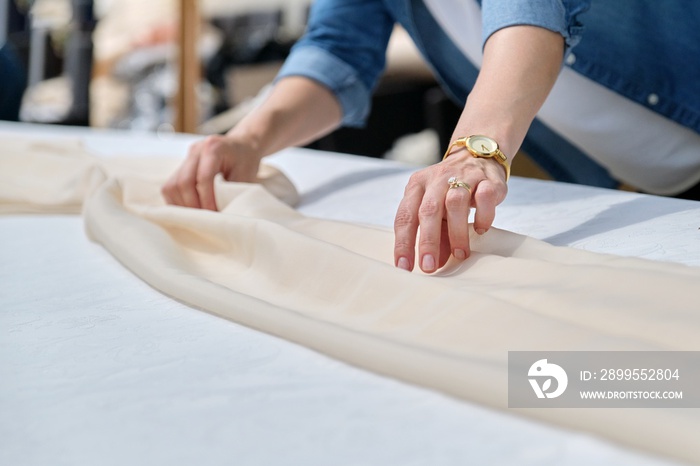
left=442, top=136, right=511, bottom=182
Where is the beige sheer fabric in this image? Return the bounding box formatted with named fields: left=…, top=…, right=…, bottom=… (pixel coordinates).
left=2, top=138, right=699, bottom=463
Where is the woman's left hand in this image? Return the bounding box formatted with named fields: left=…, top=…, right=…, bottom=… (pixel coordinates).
left=393, top=152, right=508, bottom=273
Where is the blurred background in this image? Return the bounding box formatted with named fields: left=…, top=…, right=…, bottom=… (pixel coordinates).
left=0, top=0, right=548, bottom=175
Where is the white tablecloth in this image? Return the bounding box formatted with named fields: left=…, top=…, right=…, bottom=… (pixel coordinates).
left=1, top=122, right=698, bottom=466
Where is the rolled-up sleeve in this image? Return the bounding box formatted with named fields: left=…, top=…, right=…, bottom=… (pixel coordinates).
left=481, top=0, right=591, bottom=52
left=276, top=46, right=372, bottom=127
left=276, top=0, right=394, bottom=128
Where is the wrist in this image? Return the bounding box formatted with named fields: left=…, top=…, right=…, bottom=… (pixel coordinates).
left=451, top=95, right=527, bottom=159
left=443, top=135, right=511, bottom=181
left=225, top=124, right=264, bottom=159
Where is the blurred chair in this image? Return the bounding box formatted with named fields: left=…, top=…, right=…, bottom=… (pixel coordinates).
left=19, top=0, right=95, bottom=126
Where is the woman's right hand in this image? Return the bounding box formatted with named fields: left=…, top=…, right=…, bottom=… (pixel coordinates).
left=161, top=134, right=263, bottom=211
left=162, top=76, right=343, bottom=211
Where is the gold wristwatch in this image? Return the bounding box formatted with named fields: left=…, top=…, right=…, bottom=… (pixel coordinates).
left=442, top=135, right=511, bottom=181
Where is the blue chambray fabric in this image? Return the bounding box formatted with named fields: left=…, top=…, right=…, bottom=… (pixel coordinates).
left=276, top=0, right=698, bottom=188
left=276, top=0, right=394, bottom=127
left=569, top=1, right=700, bottom=134
left=479, top=0, right=590, bottom=50
left=278, top=0, right=699, bottom=134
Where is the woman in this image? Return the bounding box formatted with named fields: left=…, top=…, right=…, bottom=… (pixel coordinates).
left=163, top=0, right=700, bottom=273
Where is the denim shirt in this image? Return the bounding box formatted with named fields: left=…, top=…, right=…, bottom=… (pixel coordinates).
left=277, top=0, right=700, bottom=135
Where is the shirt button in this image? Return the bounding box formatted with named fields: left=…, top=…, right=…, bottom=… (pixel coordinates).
left=565, top=53, right=576, bottom=66
left=647, top=93, right=660, bottom=106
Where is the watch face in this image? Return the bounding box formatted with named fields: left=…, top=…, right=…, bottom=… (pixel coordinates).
left=468, top=135, right=497, bottom=156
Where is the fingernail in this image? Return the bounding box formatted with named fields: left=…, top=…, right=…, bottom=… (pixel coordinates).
left=421, top=254, right=435, bottom=272
left=397, top=257, right=410, bottom=271
left=454, top=249, right=466, bottom=260
left=475, top=228, right=487, bottom=235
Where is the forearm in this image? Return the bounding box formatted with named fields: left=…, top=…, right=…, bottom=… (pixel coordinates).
left=226, top=76, right=343, bottom=156
left=451, top=25, right=565, bottom=160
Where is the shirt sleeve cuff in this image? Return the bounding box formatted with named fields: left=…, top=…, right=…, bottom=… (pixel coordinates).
left=481, top=0, right=587, bottom=52
left=275, top=45, right=372, bottom=128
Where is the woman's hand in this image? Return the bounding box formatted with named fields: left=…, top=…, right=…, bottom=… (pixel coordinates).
left=393, top=152, right=508, bottom=273
left=162, top=76, right=343, bottom=211
left=393, top=24, right=564, bottom=273
left=161, top=135, right=262, bottom=211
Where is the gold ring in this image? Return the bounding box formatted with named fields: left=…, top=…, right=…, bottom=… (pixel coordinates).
left=448, top=176, right=472, bottom=194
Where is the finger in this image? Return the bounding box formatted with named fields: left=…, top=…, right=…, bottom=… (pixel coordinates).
left=196, top=148, right=223, bottom=211
left=195, top=157, right=219, bottom=211
left=176, top=149, right=203, bottom=209
left=472, top=179, right=503, bottom=234
left=444, top=182, right=472, bottom=260
left=162, top=143, right=203, bottom=207
left=417, top=186, right=446, bottom=273
left=162, top=175, right=185, bottom=206
left=394, top=172, right=424, bottom=271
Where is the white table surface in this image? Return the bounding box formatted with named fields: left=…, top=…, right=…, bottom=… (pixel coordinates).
left=1, top=122, right=698, bottom=466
